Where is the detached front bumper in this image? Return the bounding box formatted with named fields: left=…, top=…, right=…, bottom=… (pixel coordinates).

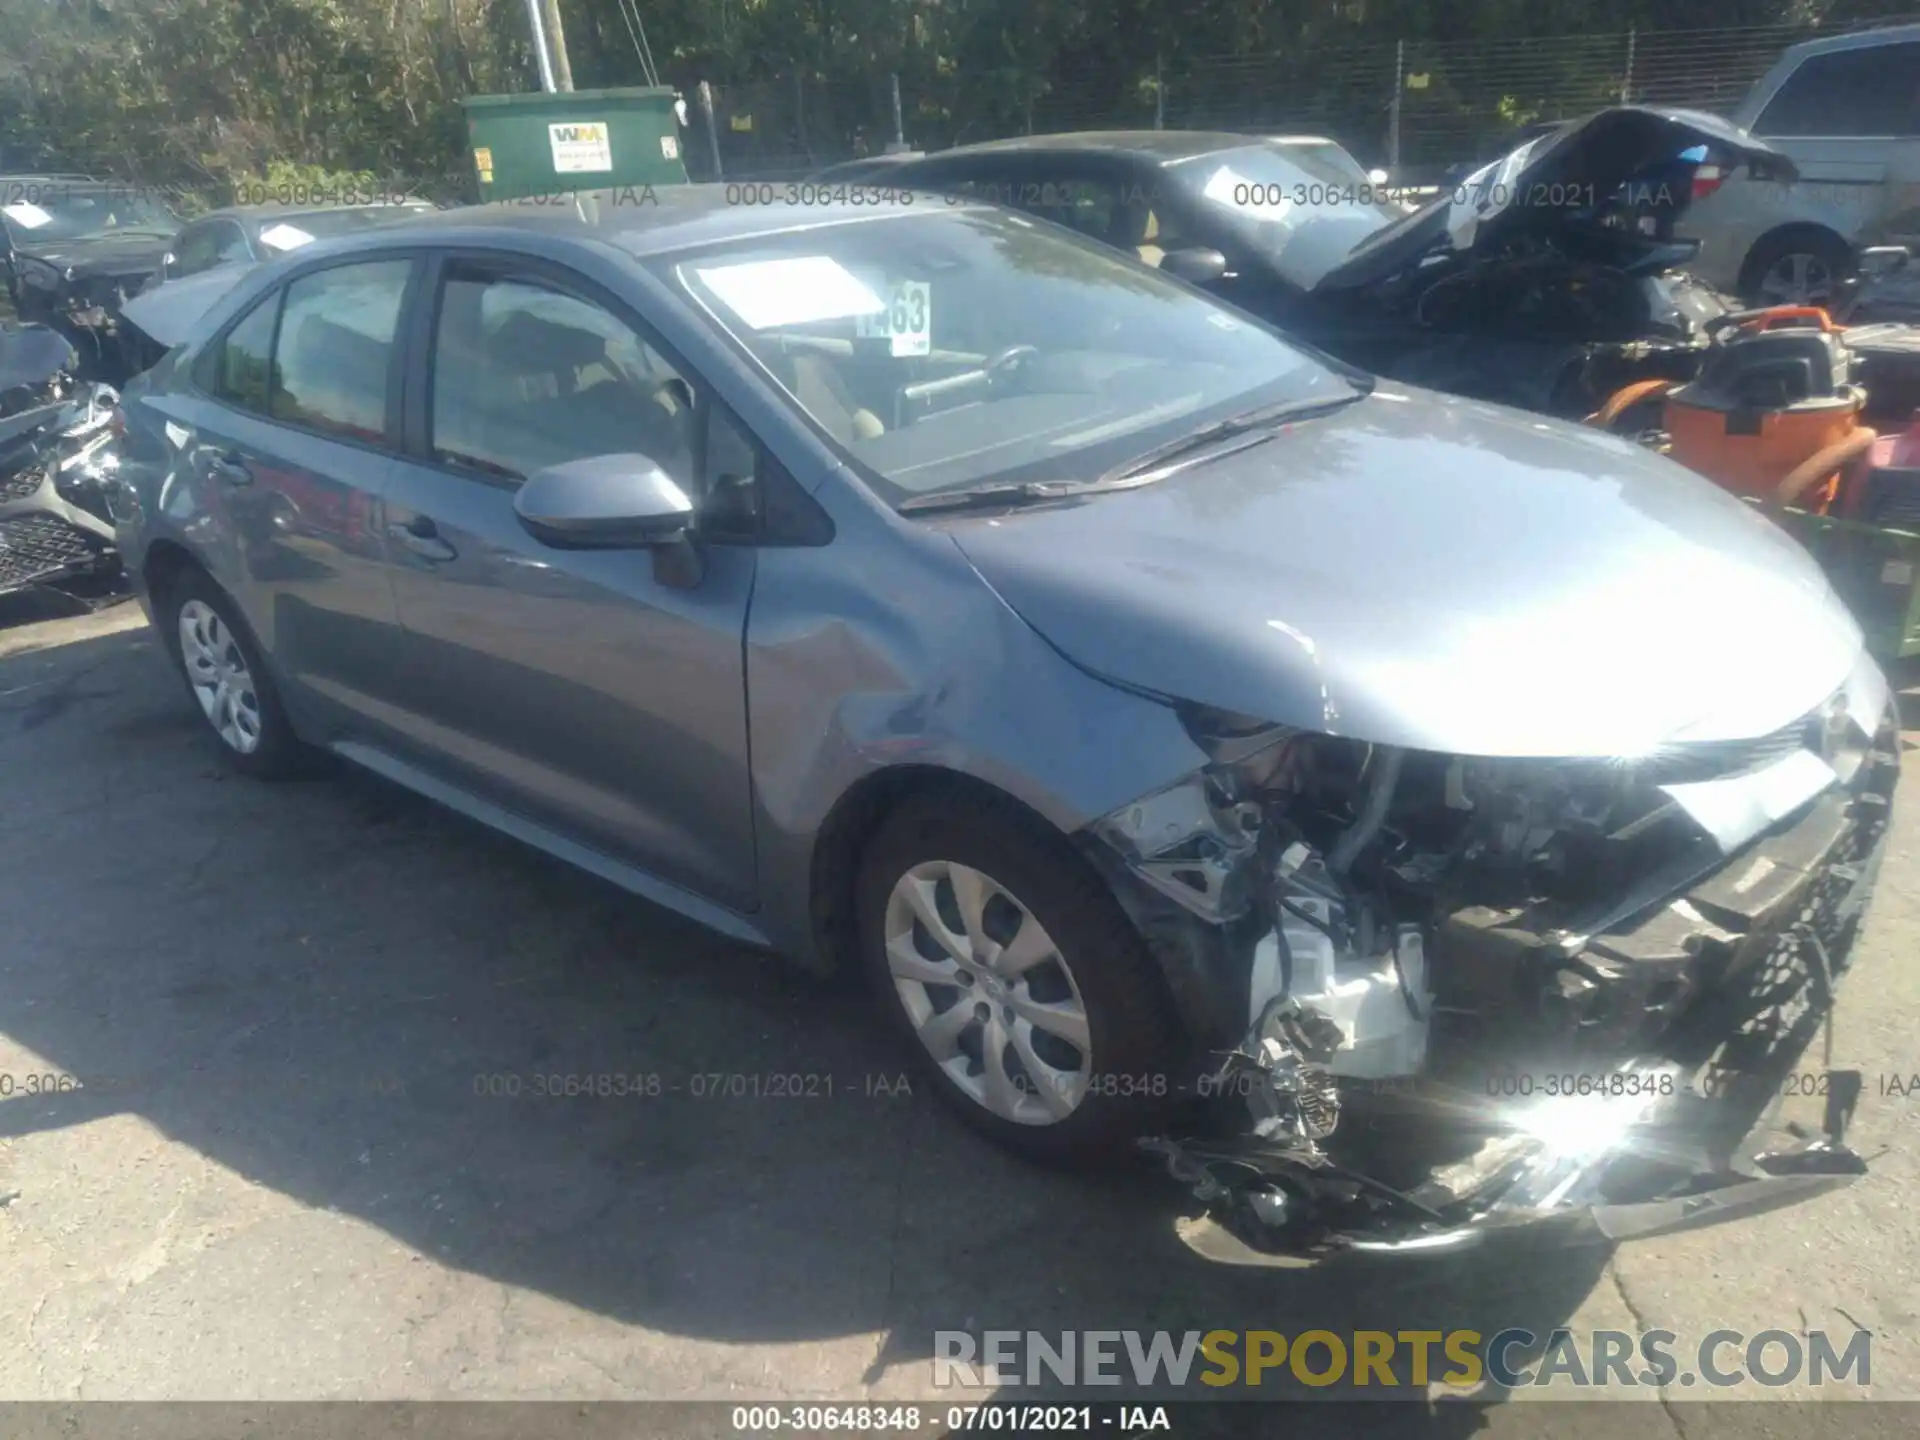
left=1147, top=693, right=1899, bottom=1266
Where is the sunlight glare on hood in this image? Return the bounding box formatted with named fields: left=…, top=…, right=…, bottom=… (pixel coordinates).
left=1343, top=527, right=1854, bottom=756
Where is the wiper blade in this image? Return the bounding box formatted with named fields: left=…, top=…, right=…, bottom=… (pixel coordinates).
left=895, top=384, right=1374, bottom=516
left=896, top=480, right=1078, bottom=515
left=1097, top=387, right=1372, bottom=485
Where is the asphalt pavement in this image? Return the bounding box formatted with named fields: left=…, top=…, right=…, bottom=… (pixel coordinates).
left=1, top=590, right=1916, bottom=1432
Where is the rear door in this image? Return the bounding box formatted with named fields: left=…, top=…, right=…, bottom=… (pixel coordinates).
left=378, top=251, right=760, bottom=910
left=1748, top=40, right=1920, bottom=249
left=164, top=255, right=418, bottom=734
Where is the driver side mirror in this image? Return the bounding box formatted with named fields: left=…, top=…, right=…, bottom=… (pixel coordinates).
left=514, top=453, right=696, bottom=549
left=1159, top=247, right=1230, bottom=286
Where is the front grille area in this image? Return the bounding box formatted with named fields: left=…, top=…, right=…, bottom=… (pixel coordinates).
left=1436, top=699, right=1899, bottom=1068
left=0, top=512, right=104, bottom=589
left=0, top=461, right=48, bottom=503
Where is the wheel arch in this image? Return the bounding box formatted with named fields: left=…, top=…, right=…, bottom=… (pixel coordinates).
left=809, top=764, right=1061, bottom=978
left=806, top=760, right=1230, bottom=1055
left=141, top=536, right=204, bottom=605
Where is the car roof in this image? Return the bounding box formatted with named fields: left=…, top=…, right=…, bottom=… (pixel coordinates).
left=905, top=131, right=1263, bottom=165
left=193, top=199, right=435, bottom=224
left=276, top=183, right=996, bottom=260
left=1773, top=19, right=1920, bottom=61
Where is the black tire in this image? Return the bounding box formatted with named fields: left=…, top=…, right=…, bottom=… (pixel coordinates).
left=155, top=565, right=309, bottom=778
left=1739, top=229, right=1853, bottom=308
left=855, top=787, right=1182, bottom=1163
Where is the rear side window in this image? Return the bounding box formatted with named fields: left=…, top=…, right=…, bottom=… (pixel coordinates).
left=268, top=259, right=412, bottom=443
left=1754, top=43, right=1920, bottom=137
left=199, top=292, right=279, bottom=415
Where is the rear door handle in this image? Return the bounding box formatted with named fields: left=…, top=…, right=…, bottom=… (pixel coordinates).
left=388, top=516, right=458, bottom=563
left=209, top=450, right=251, bottom=486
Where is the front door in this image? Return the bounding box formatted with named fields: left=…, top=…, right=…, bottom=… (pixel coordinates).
left=380, top=256, right=759, bottom=910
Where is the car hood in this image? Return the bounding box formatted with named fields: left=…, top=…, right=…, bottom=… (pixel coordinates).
left=119, top=264, right=256, bottom=349
left=946, top=386, right=1862, bottom=759
left=1314, top=106, right=1796, bottom=293
left=15, top=233, right=176, bottom=278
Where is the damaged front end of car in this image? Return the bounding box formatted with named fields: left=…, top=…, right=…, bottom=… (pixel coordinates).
left=1087, top=657, right=1897, bottom=1264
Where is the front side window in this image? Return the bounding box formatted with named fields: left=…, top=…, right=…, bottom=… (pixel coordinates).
left=428, top=270, right=697, bottom=486
left=650, top=205, right=1349, bottom=504
left=269, top=259, right=411, bottom=443
left=168, top=223, right=227, bottom=279
left=1754, top=44, right=1920, bottom=137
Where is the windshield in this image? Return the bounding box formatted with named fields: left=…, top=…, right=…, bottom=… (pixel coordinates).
left=651, top=206, right=1349, bottom=504
left=1163, top=144, right=1401, bottom=289
left=259, top=205, right=433, bottom=253
left=1267, top=140, right=1370, bottom=186
left=1, top=189, right=178, bottom=242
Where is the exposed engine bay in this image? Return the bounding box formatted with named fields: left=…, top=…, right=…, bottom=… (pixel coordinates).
left=1301, top=225, right=1726, bottom=418
left=1091, top=665, right=1897, bottom=1263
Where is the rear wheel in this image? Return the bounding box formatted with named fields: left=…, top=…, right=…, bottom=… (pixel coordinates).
left=855, top=790, right=1181, bottom=1162
left=158, top=568, right=308, bottom=777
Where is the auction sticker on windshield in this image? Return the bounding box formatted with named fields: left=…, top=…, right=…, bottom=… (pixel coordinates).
left=854, top=279, right=932, bottom=356
left=693, top=256, right=885, bottom=329
left=1, top=202, right=52, bottom=229
left=258, top=222, right=315, bottom=252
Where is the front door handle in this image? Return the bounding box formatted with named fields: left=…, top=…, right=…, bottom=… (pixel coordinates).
left=209, top=450, right=251, bottom=486
left=388, top=517, right=457, bottom=563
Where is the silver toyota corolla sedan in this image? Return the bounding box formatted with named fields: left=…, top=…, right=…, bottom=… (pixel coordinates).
left=108, top=186, right=1897, bottom=1265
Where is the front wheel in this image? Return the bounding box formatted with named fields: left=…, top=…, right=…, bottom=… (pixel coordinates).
left=855, top=791, right=1181, bottom=1162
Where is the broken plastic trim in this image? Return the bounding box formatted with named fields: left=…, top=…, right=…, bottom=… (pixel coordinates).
left=1151, top=1056, right=1870, bottom=1265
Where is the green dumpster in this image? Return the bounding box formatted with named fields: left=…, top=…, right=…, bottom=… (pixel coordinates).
left=1757, top=501, right=1920, bottom=661
left=462, top=87, right=689, bottom=202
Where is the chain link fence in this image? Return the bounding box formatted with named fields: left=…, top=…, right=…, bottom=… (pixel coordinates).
left=693, top=12, right=1920, bottom=184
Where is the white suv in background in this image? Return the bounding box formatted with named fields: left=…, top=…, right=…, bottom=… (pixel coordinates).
left=1686, top=23, right=1920, bottom=305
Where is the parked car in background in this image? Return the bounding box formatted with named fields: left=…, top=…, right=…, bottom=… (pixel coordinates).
left=1685, top=23, right=1920, bottom=305
left=109, top=187, right=1893, bottom=1263
left=811, top=112, right=1791, bottom=416
left=1, top=176, right=180, bottom=382
left=119, top=199, right=441, bottom=373
left=152, top=198, right=439, bottom=290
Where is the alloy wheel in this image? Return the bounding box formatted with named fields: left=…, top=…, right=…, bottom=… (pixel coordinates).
left=177, top=598, right=263, bottom=754
left=1757, top=251, right=1835, bottom=306
left=883, top=859, right=1093, bottom=1125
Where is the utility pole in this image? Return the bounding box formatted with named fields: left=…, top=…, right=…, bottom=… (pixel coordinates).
left=542, top=0, right=575, bottom=91
left=522, top=0, right=557, bottom=91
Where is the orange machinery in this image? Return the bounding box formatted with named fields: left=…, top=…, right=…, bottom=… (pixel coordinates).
left=1590, top=307, right=1876, bottom=513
